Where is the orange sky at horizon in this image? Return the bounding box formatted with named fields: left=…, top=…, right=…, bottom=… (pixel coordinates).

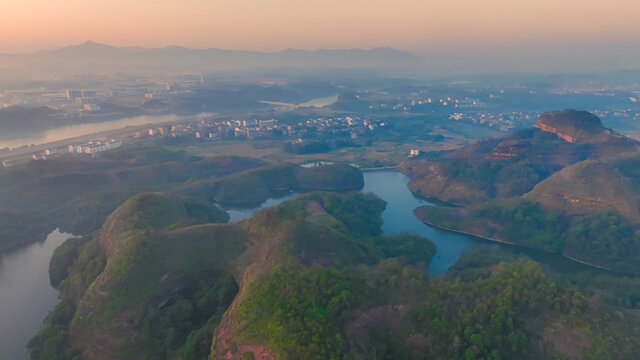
left=1, top=0, right=639, bottom=53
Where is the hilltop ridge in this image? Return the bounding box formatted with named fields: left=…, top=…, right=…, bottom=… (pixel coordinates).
left=405, top=109, right=640, bottom=274
left=401, top=109, right=639, bottom=205
left=0, top=42, right=421, bottom=75
left=534, top=109, right=610, bottom=143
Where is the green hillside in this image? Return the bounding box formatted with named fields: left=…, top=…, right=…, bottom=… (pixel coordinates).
left=525, top=153, right=640, bottom=225
left=406, top=110, right=640, bottom=273
left=198, top=163, right=364, bottom=205
left=400, top=110, right=639, bottom=206
left=0, top=144, right=363, bottom=251
left=0, top=146, right=263, bottom=251
left=30, top=191, right=640, bottom=360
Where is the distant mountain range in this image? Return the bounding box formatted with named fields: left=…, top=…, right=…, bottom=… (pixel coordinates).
left=0, top=41, right=421, bottom=75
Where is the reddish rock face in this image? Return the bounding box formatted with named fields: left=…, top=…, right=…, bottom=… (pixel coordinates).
left=534, top=122, right=575, bottom=143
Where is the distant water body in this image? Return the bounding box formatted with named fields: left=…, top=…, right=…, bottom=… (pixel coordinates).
left=0, top=113, right=214, bottom=150
left=299, top=95, right=338, bottom=107
left=220, top=192, right=301, bottom=222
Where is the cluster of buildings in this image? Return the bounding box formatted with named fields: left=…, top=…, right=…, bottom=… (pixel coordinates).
left=449, top=112, right=538, bottom=132
left=139, top=119, right=286, bottom=141
left=137, top=115, right=383, bottom=142
left=412, top=97, right=486, bottom=109
left=409, top=149, right=423, bottom=157
left=0, top=88, right=103, bottom=111
left=593, top=109, right=640, bottom=123
left=31, top=139, right=122, bottom=160
left=1, top=73, right=206, bottom=114
left=368, top=95, right=487, bottom=112
left=300, top=116, right=385, bottom=138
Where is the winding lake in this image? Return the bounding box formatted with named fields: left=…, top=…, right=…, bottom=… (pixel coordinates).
left=221, top=170, right=477, bottom=274
left=0, top=169, right=609, bottom=358
left=362, top=170, right=477, bottom=274
left=0, top=230, right=72, bottom=360
left=362, top=170, right=613, bottom=276
left=221, top=170, right=603, bottom=275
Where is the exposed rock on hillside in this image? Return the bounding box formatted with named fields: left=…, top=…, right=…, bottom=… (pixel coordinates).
left=401, top=110, right=639, bottom=205
left=526, top=154, right=640, bottom=225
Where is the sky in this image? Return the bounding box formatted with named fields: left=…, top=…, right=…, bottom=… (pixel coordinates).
left=2, top=0, right=640, bottom=54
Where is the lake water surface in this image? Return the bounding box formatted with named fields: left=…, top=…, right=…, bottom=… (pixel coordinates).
left=362, top=170, right=477, bottom=274
left=0, top=230, right=72, bottom=360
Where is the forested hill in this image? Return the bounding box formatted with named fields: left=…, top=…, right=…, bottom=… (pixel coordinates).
left=30, top=191, right=640, bottom=359
left=0, top=145, right=363, bottom=252
left=400, top=109, right=639, bottom=206
left=406, top=109, right=640, bottom=274
left=534, top=109, right=609, bottom=142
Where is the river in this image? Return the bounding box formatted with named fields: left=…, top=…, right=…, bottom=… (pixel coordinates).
left=0, top=170, right=606, bottom=358
left=0, top=230, right=72, bottom=360
left=0, top=113, right=215, bottom=150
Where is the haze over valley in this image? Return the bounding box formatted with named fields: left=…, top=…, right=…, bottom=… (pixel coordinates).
left=3, top=1, right=640, bottom=360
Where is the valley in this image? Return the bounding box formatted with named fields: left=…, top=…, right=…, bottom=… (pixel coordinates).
left=3, top=109, right=640, bottom=360
left=5, top=3, right=640, bottom=359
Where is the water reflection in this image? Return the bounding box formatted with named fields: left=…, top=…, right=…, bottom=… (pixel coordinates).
left=220, top=192, right=301, bottom=222
left=362, top=170, right=476, bottom=274
left=0, top=230, right=72, bottom=360
left=0, top=113, right=214, bottom=149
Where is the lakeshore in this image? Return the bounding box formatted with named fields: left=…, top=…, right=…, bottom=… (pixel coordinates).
left=413, top=205, right=638, bottom=276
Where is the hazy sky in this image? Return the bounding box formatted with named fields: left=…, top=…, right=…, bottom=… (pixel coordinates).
left=2, top=0, right=640, bottom=53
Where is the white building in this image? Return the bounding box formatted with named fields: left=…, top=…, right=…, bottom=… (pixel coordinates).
left=83, top=104, right=101, bottom=112
left=409, top=149, right=423, bottom=157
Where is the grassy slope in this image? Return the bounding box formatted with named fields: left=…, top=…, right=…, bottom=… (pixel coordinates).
left=525, top=154, right=640, bottom=225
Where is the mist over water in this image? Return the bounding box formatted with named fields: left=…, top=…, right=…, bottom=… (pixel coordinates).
left=299, top=95, right=338, bottom=107
left=0, top=113, right=215, bottom=149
